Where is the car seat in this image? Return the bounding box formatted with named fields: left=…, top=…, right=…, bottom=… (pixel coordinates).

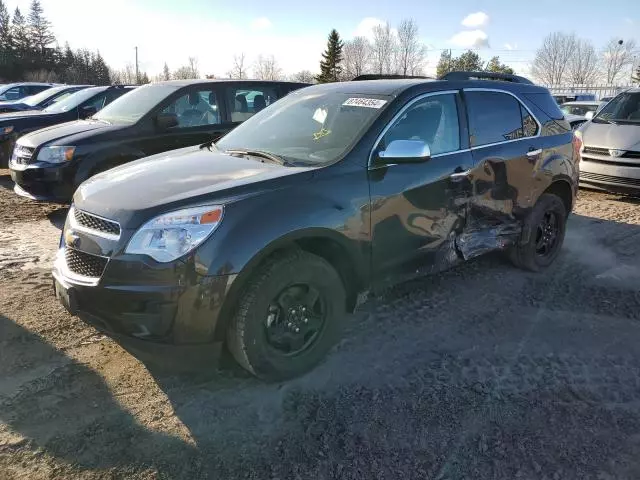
left=180, top=92, right=205, bottom=126
left=253, top=94, right=267, bottom=112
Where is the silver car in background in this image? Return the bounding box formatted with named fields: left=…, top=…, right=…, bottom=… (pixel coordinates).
left=561, top=101, right=604, bottom=130
left=578, top=88, right=640, bottom=193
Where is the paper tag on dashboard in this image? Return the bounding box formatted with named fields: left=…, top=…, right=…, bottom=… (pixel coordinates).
left=342, top=98, right=387, bottom=109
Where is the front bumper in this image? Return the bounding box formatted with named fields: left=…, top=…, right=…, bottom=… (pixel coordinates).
left=579, top=157, right=640, bottom=195
left=9, top=161, right=75, bottom=202
left=52, top=247, right=237, bottom=345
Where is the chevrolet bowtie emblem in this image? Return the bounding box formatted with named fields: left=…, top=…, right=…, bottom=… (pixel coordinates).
left=64, top=230, right=81, bottom=248
left=609, top=149, right=626, bottom=157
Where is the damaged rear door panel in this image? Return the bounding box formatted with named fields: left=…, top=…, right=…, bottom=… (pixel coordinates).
left=456, top=88, right=547, bottom=260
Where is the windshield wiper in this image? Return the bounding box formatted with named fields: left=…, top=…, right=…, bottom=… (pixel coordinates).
left=593, top=117, right=616, bottom=125
left=224, top=149, right=285, bottom=165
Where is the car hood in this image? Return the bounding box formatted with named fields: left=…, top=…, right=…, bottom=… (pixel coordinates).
left=19, top=119, right=118, bottom=147
left=74, top=146, right=315, bottom=227
left=0, top=109, right=56, bottom=122
left=582, top=121, right=640, bottom=151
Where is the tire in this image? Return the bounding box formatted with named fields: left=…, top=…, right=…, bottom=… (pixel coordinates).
left=509, top=193, right=567, bottom=272
left=227, top=250, right=346, bottom=381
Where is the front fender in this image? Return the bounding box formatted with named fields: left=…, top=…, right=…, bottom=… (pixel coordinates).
left=195, top=186, right=370, bottom=281
left=74, top=145, right=145, bottom=186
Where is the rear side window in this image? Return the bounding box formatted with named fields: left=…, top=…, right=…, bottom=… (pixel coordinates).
left=524, top=93, right=564, bottom=120
left=466, top=91, right=524, bottom=146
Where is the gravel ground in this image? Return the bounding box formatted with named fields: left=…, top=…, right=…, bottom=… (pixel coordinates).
left=2, top=169, right=640, bottom=479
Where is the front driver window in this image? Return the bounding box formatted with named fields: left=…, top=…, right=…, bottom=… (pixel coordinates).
left=381, top=93, right=460, bottom=156
left=162, top=89, right=220, bottom=128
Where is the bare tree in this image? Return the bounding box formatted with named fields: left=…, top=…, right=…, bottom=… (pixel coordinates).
left=567, top=39, right=599, bottom=84
left=173, top=57, right=199, bottom=80
left=253, top=54, right=283, bottom=80
left=371, top=22, right=396, bottom=74
left=290, top=70, right=315, bottom=83
left=110, top=63, right=136, bottom=84
left=396, top=19, right=427, bottom=76
left=531, top=32, right=577, bottom=85
left=226, top=53, right=247, bottom=79
left=342, top=36, right=371, bottom=79
left=601, top=38, right=637, bottom=84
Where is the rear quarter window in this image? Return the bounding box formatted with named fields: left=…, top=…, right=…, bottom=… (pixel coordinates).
left=524, top=93, right=564, bottom=120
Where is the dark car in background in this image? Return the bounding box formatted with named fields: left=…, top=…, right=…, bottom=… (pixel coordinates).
left=0, top=85, right=135, bottom=167
left=10, top=79, right=309, bottom=201
left=52, top=72, right=577, bottom=380
left=0, top=82, right=56, bottom=102
left=0, top=85, right=92, bottom=113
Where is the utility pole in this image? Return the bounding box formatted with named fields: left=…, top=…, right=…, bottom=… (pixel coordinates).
left=135, top=46, right=139, bottom=85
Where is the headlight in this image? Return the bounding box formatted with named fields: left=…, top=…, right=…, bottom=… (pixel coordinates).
left=0, top=125, right=14, bottom=136
left=125, top=205, right=224, bottom=262
left=36, top=146, right=75, bottom=164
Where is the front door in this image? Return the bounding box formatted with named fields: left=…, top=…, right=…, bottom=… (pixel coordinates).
left=369, top=91, right=475, bottom=288
left=142, top=86, right=231, bottom=156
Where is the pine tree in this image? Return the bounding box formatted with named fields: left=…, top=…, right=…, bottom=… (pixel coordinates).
left=454, top=50, right=483, bottom=71
left=92, top=51, right=110, bottom=85
left=162, top=62, right=170, bottom=81
left=0, top=0, right=11, bottom=76
left=436, top=50, right=453, bottom=78
left=316, top=29, right=343, bottom=83
left=11, top=8, right=30, bottom=60
left=485, top=56, right=514, bottom=75
left=140, top=72, right=150, bottom=84
left=27, top=0, right=54, bottom=54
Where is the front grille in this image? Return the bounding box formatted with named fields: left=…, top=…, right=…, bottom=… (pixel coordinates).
left=582, top=147, right=640, bottom=159
left=65, top=248, right=108, bottom=278
left=580, top=171, right=640, bottom=188
left=12, top=145, right=35, bottom=165
left=581, top=158, right=640, bottom=168
left=74, top=209, right=121, bottom=237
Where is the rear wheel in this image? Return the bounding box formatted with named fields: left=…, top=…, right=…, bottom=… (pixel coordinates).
left=509, top=193, right=567, bottom=271
left=227, top=250, right=346, bottom=381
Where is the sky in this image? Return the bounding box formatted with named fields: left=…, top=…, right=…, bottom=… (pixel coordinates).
left=4, top=0, right=640, bottom=78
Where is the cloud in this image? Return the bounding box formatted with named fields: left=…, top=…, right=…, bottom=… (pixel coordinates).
left=353, top=17, right=385, bottom=40
left=624, top=18, right=634, bottom=25
left=504, top=43, right=517, bottom=51
left=450, top=30, right=489, bottom=49
left=461, top=12, right=489, bottom=28
left=250, top=17, right=272, bottom=30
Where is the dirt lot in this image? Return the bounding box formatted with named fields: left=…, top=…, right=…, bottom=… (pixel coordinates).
left=2, top=169, right=640, bottom=479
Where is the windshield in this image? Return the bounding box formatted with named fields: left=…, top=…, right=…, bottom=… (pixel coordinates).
left=593, top=92, right=640, bottom=124
left=561, top=104, right=599, bottom=116
left=23, top=87, right=67, bottom=107
left=93, top=85, right=176, bottom=123
left=216, top=90, right=391, bottom=165
left=44, top=88, right=103, bottom=113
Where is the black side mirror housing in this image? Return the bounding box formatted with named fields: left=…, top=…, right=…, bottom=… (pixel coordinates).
left=156, top=112, right=179, bottom=130
left=80, top=105, right=97, bottom=119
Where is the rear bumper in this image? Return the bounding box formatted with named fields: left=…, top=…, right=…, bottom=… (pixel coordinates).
left=9, top=161, right=75, bottom=202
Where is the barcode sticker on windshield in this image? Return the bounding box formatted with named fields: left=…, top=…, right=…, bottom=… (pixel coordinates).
left=342, top=98, right=387, bottom=109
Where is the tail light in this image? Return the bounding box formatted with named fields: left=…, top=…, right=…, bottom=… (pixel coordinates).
left=572, top=130, right=583, bottom=162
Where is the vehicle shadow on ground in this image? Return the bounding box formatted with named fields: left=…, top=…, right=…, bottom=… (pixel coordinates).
left=47, top=206, right=69, bottom=230
left=3, top=213, right=640, bottom=478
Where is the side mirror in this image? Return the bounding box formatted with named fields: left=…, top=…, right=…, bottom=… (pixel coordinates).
left=584, top=111, right=594, bottom=121
left=378, top=140, right=431, bottom=164
left=80, top=105, right=97, bottom=119
left=155, top=112, right=179, bottom=130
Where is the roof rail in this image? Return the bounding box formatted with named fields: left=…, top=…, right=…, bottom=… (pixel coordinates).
left=352, top=74, right=433, bottom=81
left=109, top=84, right=138, bottom=88
left=440, top=71, right=534, bottom=85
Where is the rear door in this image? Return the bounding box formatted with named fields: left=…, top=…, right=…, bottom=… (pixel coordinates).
left=223, top=83, right=281, bottom=128
left=462, top=89, right=542, bottom=257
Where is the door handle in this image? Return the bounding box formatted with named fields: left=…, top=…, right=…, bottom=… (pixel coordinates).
left=449, top=169, right=470, bottom=182
left=526, top=148, right=542, bottom=158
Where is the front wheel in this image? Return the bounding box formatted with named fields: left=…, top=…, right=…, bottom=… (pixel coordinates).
left=227, top=250, right=346, bottom=381
left=509, top=193, right=567, bottom=272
